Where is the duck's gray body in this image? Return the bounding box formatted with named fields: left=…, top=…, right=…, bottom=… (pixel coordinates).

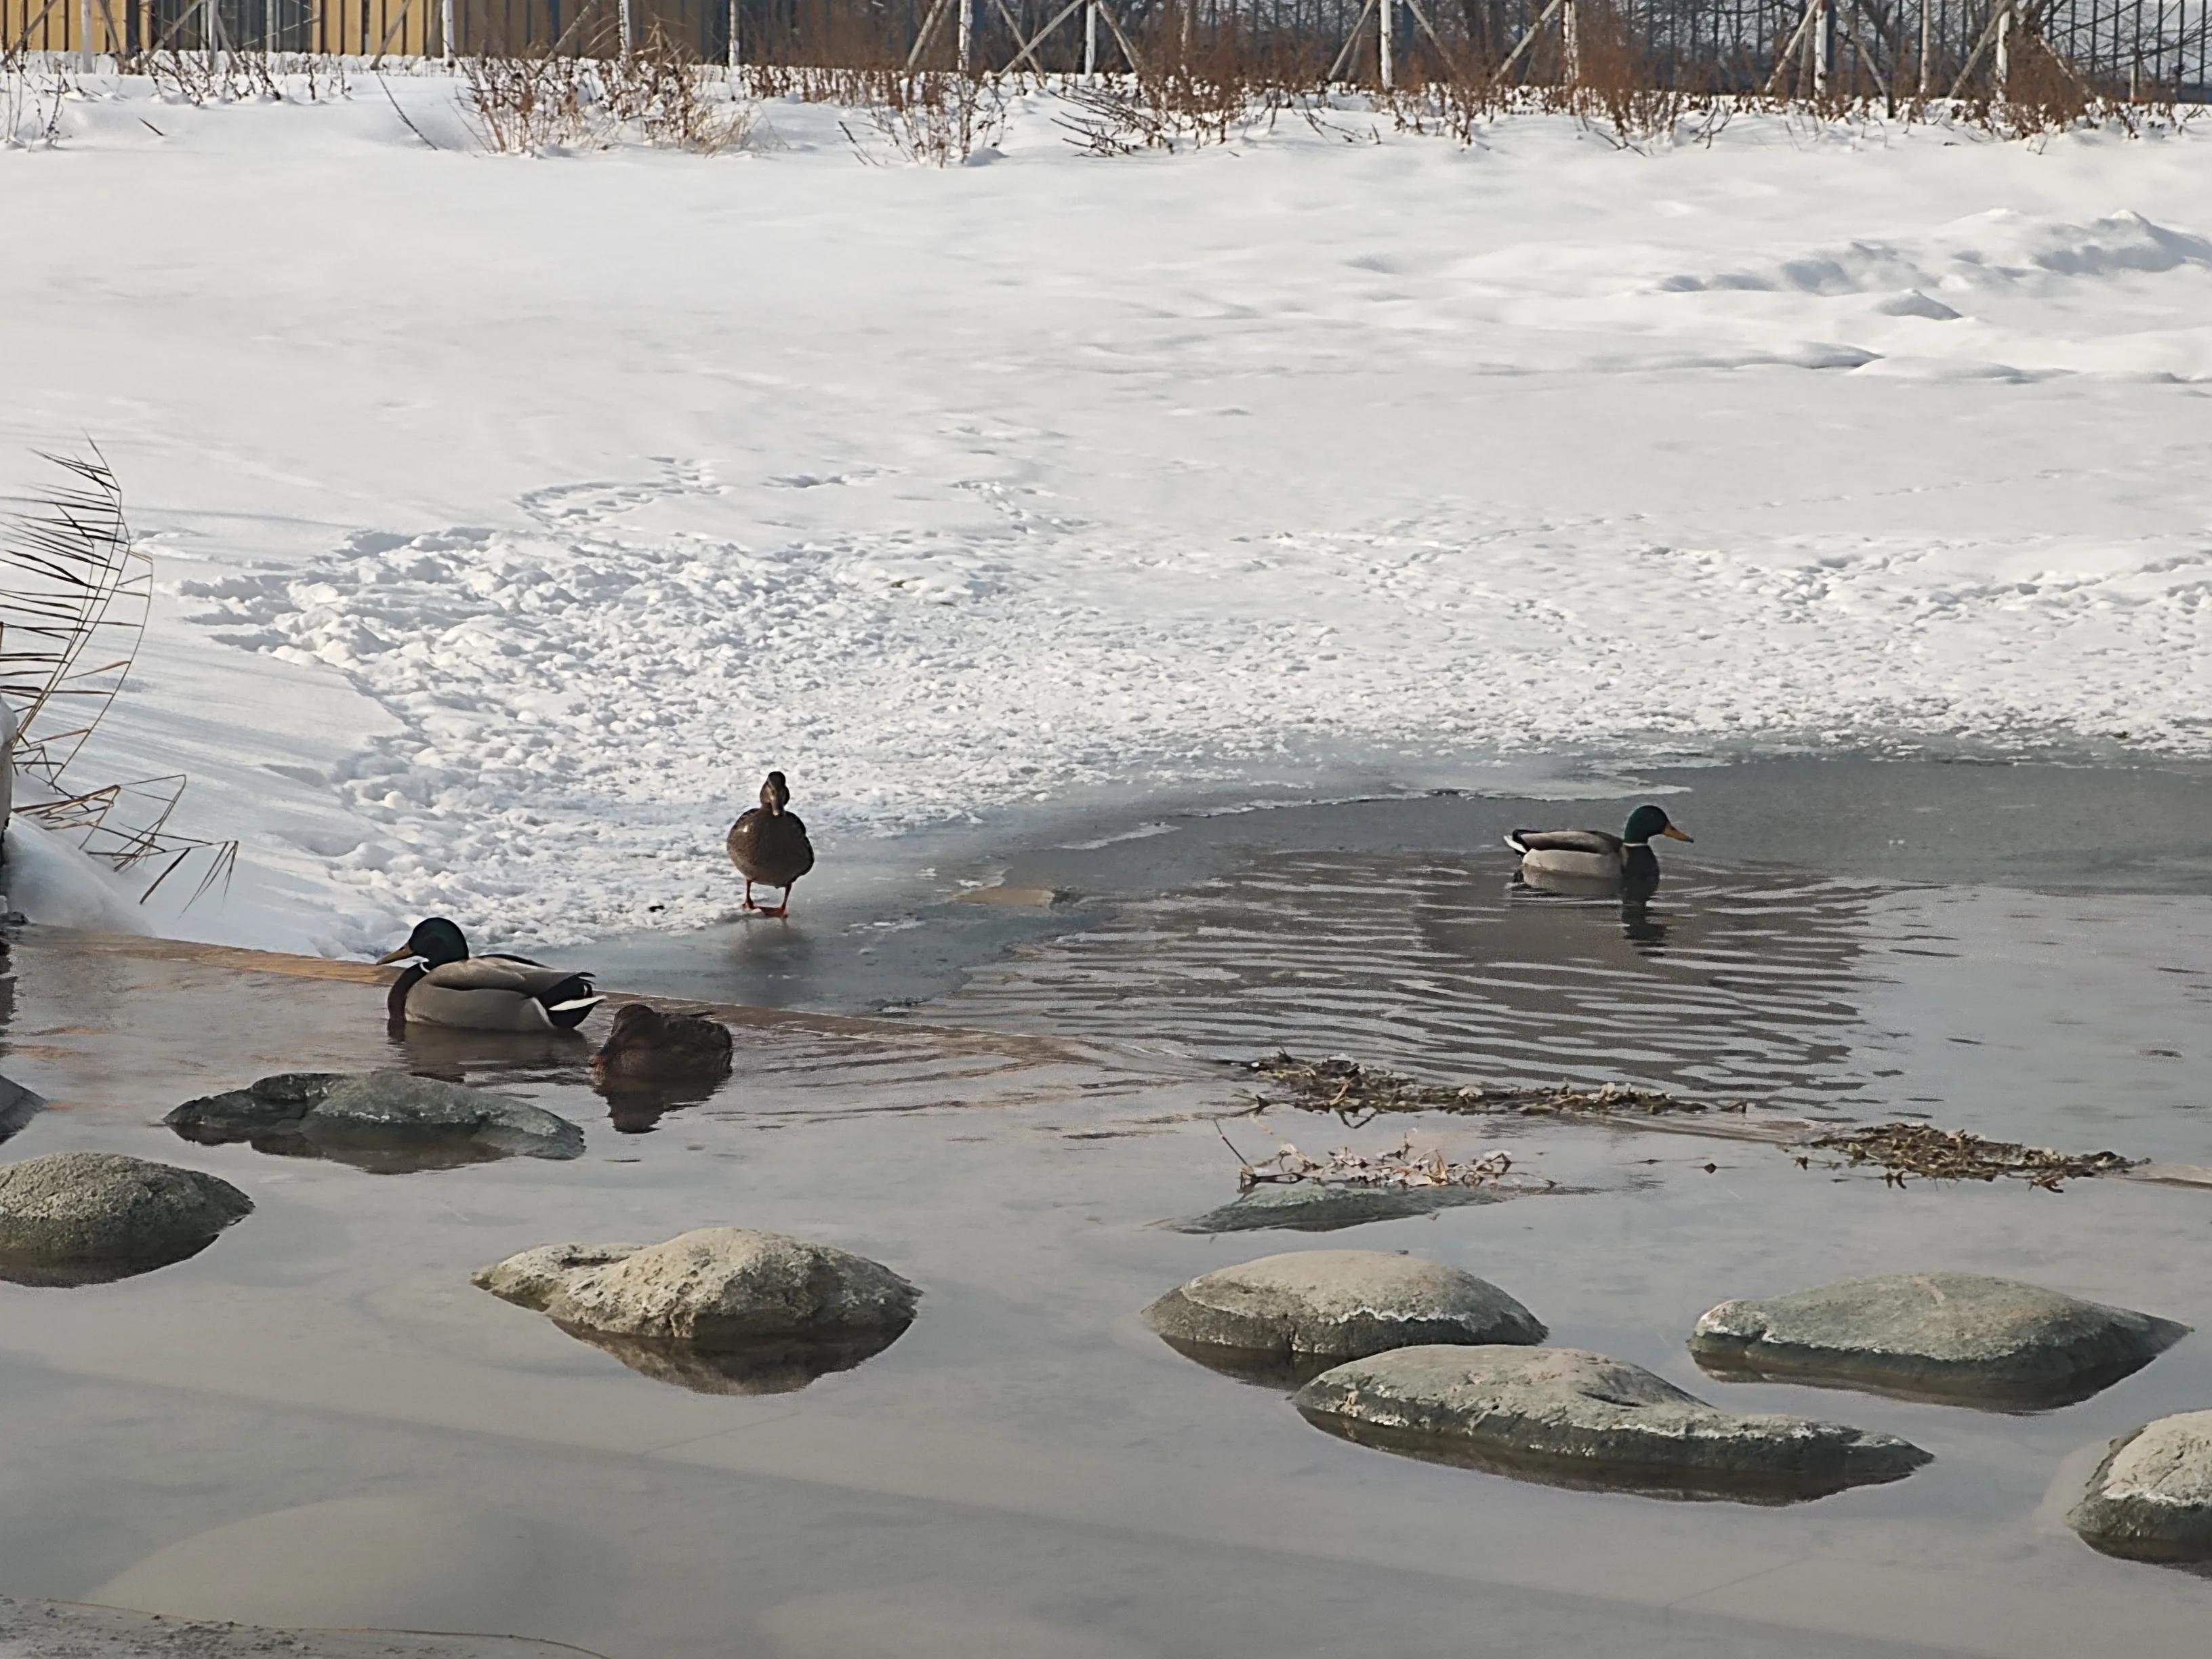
left=377, top=919, right=599, bottom=1032
left=389, top=956, right=596, bottom=1031
left=1505, top=828, right=1650, bottom=882
left=1506, top=805, right=1690, bottom=886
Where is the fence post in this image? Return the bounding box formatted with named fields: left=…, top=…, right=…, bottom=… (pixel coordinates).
left=439, top=0, right=452, bottom=60
left=79, top=0, right=94, bottom=68
left=1378, top=0, right=1393, bottom=86
left=1084, top=0, right=1096, bottom=75
left=728, top=0, right=738, bottom=66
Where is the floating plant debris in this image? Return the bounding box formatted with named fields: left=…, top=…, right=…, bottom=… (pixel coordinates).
left=1216, top=1123, right=1551, bottom=1195
left=1239, top=1052, right=1741, bottom=1120
left=1802, top=1124, right=2137, bottom=1190
left=1238, top=1053, right=2149, bottom=1194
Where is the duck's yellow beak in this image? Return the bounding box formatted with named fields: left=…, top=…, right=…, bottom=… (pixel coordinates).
left=373, top=943, right=416, bottom=966
left=1661, top=825, right=1694, bottom=842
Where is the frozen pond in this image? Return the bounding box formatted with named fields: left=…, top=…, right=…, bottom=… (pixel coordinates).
left=0, top=758, right=2207, bottom=1656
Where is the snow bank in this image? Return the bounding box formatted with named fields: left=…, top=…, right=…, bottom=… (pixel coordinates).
left=2, top=818, right=149, bottom=935
left=5, top=81, right=2209, bottom=954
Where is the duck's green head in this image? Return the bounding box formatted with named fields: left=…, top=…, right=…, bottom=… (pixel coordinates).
left=1623, top=804, right=1693, bottom=846
left=375, top=916, right=470, bottom=968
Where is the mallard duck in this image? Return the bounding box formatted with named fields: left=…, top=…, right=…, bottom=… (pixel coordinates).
left=592, top=1002, right=735, bottom=1086
left=726, top=770, right=815, bottom=918
left=374, top=917, right=601, bottom=1031
left=1506, top=803, right=1694, bottom=884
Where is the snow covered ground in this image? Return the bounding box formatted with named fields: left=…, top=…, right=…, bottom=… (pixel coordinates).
left=4, top=77, right=2210, bottom=956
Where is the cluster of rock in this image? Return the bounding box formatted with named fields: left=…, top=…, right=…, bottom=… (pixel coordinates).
left=1143, top=1250, right=2199, bottom=1521
left=3, top=1069, right=921, bottom=1399
left=14, top=1060, right=2210, bottom=1557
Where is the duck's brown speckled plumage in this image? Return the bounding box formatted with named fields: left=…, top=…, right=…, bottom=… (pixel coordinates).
left=727, top=771, right=815, bottom=916
left=592, top=1002, right=735, bottom=1085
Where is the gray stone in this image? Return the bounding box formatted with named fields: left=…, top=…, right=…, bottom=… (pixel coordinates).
left=1143, top=1249, right=1544, bottom=1381
left=1689, top=1271, right=2188, bottom=1407
left=2069, top=1411, right=2212, bottom=1561
left=167, top=1071, right=583, bottom=1169
left=0, top=1151, right=251, bottom=1284
left=474, top=1227, right=919, bottom=1389
left=1295, top=1345, right=1931, bottom=1502
left=1164, top=1183, right=1507, bottom=1235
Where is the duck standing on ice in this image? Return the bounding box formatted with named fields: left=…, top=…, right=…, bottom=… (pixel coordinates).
left=1506, top=804, right=1694, bottom=888
left=727, top=770, right=815, bottom=918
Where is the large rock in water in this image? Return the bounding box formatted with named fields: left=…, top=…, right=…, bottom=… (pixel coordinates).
left=1688, top=1271, right=2188, bottom=1408
left=1295, top=1345, right=1931, bottom=1502
left=2069, top=1412, right=2212, bottom=1561
left=167, top=1071, right=583, bottom=1170
left=1143, top=1250, right=1544, bottom=1381
left=474, top=1227, right=920, bottom=1394
left=0, top=1151, right=251, bottom=1286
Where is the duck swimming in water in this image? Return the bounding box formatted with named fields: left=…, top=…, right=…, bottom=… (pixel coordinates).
left=375, top=917, right=600, bottom=1031
left=1506, top=803, right=1694, bottom=886
left=591, top=1002, right=735, bottom=1087
left=727, top=771, right=815, bottom=918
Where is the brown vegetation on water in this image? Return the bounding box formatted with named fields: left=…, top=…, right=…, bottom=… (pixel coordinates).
left=1240, top=1052, right=2144, bottom=1191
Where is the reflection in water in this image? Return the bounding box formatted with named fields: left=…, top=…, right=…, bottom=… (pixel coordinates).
left=1296, top=1413, right=1921, bottom=1507
left=941, top=851, right=1887, bottom=1111
left=552, top=1319, right=912, bottom=1395
left=0, top=1234, right=220, bottom=1288
left=384, top=1021, right=590, bottom=1083
left=596, top=1076, right=730, bottom=1134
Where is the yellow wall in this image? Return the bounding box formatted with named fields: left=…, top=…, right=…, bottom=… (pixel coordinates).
left=3, top=0, right=438, bottom=56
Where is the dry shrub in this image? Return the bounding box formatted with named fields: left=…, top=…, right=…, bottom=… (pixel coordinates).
left=1, top=47, right=68, bottom=148
left=1057, top=9, right=1319, bottom=155
left=842, top=69, right=1004, bottom=165
left=459, top=49, right=597, bottom=151
left=146, top=46, right=292, bottom=105
left=1558, top=3, right=1734, bottom=148
left=461, top=29, right=758, bottom=157
left=1982, top=30, right=2096, bottom=138
left=601, top=26, right=758, bottom=153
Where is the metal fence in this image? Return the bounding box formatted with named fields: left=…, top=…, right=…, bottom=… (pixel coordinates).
left=7, top=0, right=2207, bottom=98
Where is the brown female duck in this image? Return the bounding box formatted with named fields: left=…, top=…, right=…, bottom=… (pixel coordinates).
left=591, top=1002, right=735, bottom=1086
left=726, top=770, right=815, bottom=918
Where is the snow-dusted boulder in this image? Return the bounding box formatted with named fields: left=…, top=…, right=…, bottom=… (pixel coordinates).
left=2070, top=1412, right=2212, bottom=1561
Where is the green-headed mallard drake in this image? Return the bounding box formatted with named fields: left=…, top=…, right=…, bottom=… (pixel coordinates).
left=591, top=1002, right=735, bottom=1087
left=727, top=770, right=815, bottom=918
left=1506, top=803, right=1693, bottom=884
left=375, top=917, right=600, bottom=1031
